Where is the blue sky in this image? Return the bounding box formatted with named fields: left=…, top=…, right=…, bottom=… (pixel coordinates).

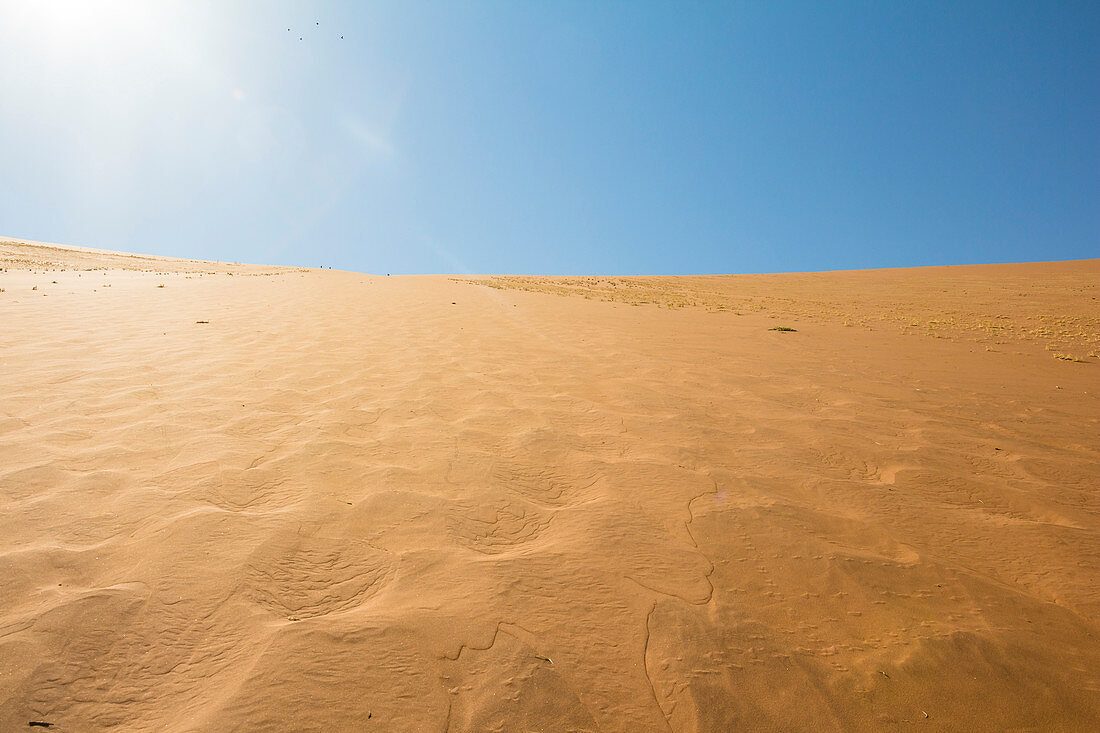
left=0, top=1, right=1096, bottom=274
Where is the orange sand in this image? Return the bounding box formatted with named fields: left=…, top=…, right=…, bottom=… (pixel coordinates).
left=1, top=237, right=1098, bottom=731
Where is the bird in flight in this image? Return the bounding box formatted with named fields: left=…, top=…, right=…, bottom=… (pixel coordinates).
left=287, top=22, right=342, bottom=41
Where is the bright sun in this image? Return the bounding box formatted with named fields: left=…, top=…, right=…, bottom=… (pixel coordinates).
left=7, top=0, right=171, bottom=61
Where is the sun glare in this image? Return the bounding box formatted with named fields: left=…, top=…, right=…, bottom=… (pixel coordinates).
left=8, top=0, right=170, bottom=62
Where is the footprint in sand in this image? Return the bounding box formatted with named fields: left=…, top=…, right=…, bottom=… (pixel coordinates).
left=244, top=533, right=393, bottom=619
left=492, top=463, right=598, bottom=508
left=446, top=501, right=552, bottom=555
left=199, top=468, right=305, bottom=512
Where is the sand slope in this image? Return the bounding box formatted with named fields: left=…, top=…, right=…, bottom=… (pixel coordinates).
left=1, top=238, right=1098, bottom=731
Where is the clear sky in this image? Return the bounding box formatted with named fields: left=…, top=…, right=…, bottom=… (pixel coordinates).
left=1, top=1, right=1096, bottom=274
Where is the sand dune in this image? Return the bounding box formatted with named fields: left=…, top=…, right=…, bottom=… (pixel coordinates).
left=1, top=237, right=1098, bottom=731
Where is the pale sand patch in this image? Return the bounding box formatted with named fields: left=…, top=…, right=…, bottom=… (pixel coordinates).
left=1, top=239, right=1098, bottom=730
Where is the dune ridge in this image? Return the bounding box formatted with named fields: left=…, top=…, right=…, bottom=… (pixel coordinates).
left=1, top=238, right=1098, bottom=731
